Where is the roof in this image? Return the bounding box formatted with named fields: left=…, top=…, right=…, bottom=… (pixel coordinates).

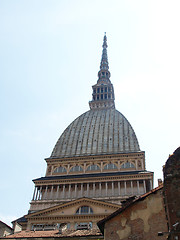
left=12, top=216, right=27, bottom=224
left=26, top=197, right=120, bottom=218
left=3, top=229, right=103, bottom=239
left=50, top=108, right=140, bottom=159
left=0, top=221, right=12, bottom=230
left=33, top=170, right=153, bottom=182
left=97, top=184, right=164, bottom=234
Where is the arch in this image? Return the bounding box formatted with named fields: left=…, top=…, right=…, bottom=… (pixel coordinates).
left=69, top=165, right=83, bottom=172
left=87, top=164, right=100, bottom=171
left=104, top=163, right=117, bottom=170
left=75, top=206, right=93, bottom=214
left=121, top=162, right=135, bottom=169
left=53, top=166, right=67, bottom=173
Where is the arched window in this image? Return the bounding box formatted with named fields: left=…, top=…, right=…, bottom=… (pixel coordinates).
left=87, top=164, right=100, bottom=171
left=76, top=206, right=93, bottom=214
left=121, top=162, right=135, bottom=169
left=53, top=166, right=67, bottom=173
left=70, top=165, right=83, bottom=172
left=104, top=163, right=117, bottom=170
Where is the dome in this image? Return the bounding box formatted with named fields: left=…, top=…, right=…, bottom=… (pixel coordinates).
left=51, top=108, right=140, bottom=158
left=51, top=35, right=141, bottom=159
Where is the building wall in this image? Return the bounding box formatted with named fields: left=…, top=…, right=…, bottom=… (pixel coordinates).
left=163, top=147, right=180, bottom=239
left=0, top=223, right=12, bottom=237
left=104, top=189, right=168, bottom=240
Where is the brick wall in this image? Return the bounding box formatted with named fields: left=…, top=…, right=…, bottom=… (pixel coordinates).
left=104, top=188, right=168, bottom=240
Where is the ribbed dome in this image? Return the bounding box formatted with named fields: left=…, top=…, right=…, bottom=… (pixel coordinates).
left=51, top=109, right=140, bottom=158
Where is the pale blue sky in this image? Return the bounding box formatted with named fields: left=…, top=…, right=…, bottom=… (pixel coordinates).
left=0, top=0, right=180, bottom=226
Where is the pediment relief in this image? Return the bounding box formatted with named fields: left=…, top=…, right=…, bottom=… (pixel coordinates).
left=27, top=198, right=120, bottom=219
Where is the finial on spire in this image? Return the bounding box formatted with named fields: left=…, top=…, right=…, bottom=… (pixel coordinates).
left=102, top=32, right=108, bottom=49
left=101, top=33, right=108, bottom=71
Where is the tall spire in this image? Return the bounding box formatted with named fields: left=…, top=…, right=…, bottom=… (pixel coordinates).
left=89, top=34, right=115, bottom=110
left=97, top=32, right=111, bottom=84
left=100, top=32, right=109, bottom=71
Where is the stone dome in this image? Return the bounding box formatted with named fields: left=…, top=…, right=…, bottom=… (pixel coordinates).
left=51, top=108, right=140, bottom=158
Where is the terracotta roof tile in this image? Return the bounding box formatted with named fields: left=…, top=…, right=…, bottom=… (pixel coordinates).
left=4, top=229, right=102, bottom=238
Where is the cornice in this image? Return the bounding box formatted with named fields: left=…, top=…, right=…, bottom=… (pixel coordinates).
left=45, top=151, right=145, bottom=164
left=28, top=213, right=110, bottom=222
left=27, top=198, right=120, bottom=218
left=34, top=172, right=153, bottom=185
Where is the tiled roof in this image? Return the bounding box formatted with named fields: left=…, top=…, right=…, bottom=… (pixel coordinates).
left=4, top=229, right=102, bottom=239
left=0, top=221, right=12, bottom=230
left=12, top=216, right=27, bottom=224
left=97, top=184, right=164, bottom=233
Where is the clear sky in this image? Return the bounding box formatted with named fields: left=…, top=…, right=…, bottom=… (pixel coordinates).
left=0, top=0, right=179, bottom=226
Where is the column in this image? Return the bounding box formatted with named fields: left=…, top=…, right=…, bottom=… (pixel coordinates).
left=81, top=183, right=83, bottom=197
left=141, top=160, right=144, bottom=170
left=44, top=186, right=48, bottom=200
left=38, top=186, right=42, bottom=200
left=143, top=180, right=146, bottom=193
left=124, top=181, right=127, bottom=195
left=105, top=182, right=108, bottom=196
left=112, top=182, right=114, bottom=196
left=62, top=185, right=65, bottom=199
left=93, top=183, right=95, bottom=197
left=68, top=184, right=71, bottom=198
left=35, top=187, right=38, bottom=201
left=131, top=181, right=133, bottom=195
left=118, top=181, right=121, bottom=195
left=87, top=183, right=89, bottom=197
left=75, top=184, right=77, bottom=198
left=150, top=180, right=153, bottom=190
left=50, top=185, right=54, bottom=199
left=137, top=180, right=140, bottom=194
left=56, top=185, right=60, bottom=199
left=99, top=183, right=102, bottom=197
left=32, top=187, right=36, bottom=200
left=135, top=160, right=138, bottom=170
left=101, top=162, right=103, bottom=172
left=118, top=161, right=120, bottom=171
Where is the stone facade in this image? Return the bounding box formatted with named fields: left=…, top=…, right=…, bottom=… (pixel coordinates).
left=30, top=151, right=153, bottom=212
left=98, top=186, right=168, bottom=240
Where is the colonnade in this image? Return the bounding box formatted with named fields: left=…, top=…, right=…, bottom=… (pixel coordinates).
left=32, top=179, right=152, bottom=201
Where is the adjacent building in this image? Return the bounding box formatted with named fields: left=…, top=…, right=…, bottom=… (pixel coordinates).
left=98, top=147, right=180, bottom=240
left=0, top=221, right=12, bottom=237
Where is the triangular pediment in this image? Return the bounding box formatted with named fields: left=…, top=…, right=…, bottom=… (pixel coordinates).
left=26, top=198, right=120, bottom=219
